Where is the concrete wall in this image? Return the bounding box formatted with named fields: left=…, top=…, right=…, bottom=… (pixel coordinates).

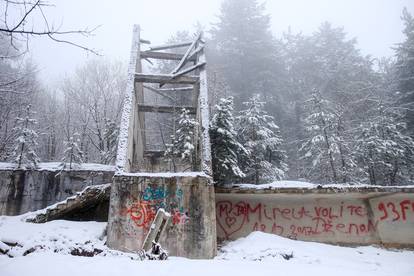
left=0, top=166, right=114, bottom=215
left=215, top=187, right=414, bottom=247
left=107, top=174, right=216, bottom=259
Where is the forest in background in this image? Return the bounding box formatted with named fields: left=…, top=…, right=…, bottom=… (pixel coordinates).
left=1, top=0, right=413, bottom=186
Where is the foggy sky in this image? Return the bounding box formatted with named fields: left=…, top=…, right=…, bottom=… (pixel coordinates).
left=24, top=0, right=414, bottom=85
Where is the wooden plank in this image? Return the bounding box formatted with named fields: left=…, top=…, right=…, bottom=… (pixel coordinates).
left=138, top=104, right=196, bottom=114
left=141, top=51, right=196, bottom=61
left=158, top=86, right=193, bottom=92
left=172, top=62, right=206, bottom=79
left=149, top=41, right=192, bottom=51
left=135, top=73, right=198, bottom=84
left=143, top=85, right=175, bottom=102
left=142, top=209, right=171, bottom=251
left=171, top=33, right=202, bottom=74
left=144, top=150, right=165, bottom=157
left=188, top=45, right=204, bottom=61
left=140, top=38, right=151, bottom=44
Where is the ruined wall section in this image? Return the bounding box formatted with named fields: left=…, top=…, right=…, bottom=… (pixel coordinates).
left=107, top=174, right=216, bottom=259
left=0, top=163, right=114, bottom=215
left=215, top=186, right=414, bottom=247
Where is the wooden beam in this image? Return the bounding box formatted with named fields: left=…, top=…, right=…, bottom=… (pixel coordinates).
left=172, top=62, right=206, bottom=79
left=135, top=73, right=198, bottom=84
left=171, top=33, right=202, bottom=74
left=140, top=38, right=151, bottom=44
left=138, top=104, right=196, bottom=114
left=188, top=45, right=204, bottom=61
left=144, top=150, right=165, bottom=158
left=142, top=209, right=171, bottom=252
left=142, top=58, right=153, bottom=65
left=141, top=51, right=196, bottom=61
left=143, top=85, right=175, bottom=102
left=158, top=86, right=193, bottom=92
left=149, top=41, right=192, bottom=51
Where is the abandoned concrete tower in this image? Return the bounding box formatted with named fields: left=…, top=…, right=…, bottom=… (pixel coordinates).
left=106, top=25, right=217, bottom=258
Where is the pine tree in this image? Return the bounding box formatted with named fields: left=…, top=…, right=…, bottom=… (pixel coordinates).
left=210, top=0, right=284, bottom=109
left=395, top=8, right=414, bottom=135
left=355, top=103, right=414, bottom=186
left=300, top=91, right=356, bottom=184
left=237, top=95, right=287, bottom=184
left=12, top=104, right=40, bottom=168
left=210, top=97, right=247, bottom=185
left=164, top=109, right=198, bottom=172
left=62, top=133, right=83, bottom=169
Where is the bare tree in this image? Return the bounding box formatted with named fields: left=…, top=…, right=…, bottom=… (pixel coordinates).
left=0, top=52, right=39, bottom=160
left=61, top=59, right=126, bottom=164
left=0, top=0, right=99, bottom=58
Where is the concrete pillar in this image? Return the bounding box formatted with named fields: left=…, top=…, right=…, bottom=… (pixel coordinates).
left=107, top=174, right=216, bottom=259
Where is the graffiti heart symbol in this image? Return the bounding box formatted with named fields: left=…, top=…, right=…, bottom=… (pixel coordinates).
left=216, top=201, right=248, bottom=239
left=225, top=216, right=236, bottom=227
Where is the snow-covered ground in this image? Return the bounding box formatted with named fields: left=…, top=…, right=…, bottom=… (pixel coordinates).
left=232, top=180, right=414, bottom=190
left=1, top=215, right=413, bottom=276
left=0, top=162, right=115, bottom=172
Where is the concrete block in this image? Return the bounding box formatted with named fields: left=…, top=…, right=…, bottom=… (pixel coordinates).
left=107, top=174, right=216, bottom=259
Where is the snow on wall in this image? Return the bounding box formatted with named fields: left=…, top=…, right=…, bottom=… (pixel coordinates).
left=117, top=171, right=209, bottom=178
left=115, top=25, right=141, bottom=173
left=231, top=181, right=414, bottom=190
left=0, top=162, right=114, bottom=172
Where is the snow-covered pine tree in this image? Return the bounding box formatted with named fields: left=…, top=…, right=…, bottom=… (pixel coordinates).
left=210, top=0, right=284, bottom=109
left=164, top=108, right=198, bottom=172
left=355, top=103, right=414, bottom=186
left=300, top=91, right=355, bottom=184
left=236, top=94, right=287, bottom=184
left=101, top=118, right=119, bottom=164
left=13, top=104, right=40, bottom=169
left=210, top=97, right=247, bottom=185
left=62, top=133, right=83, bottom=169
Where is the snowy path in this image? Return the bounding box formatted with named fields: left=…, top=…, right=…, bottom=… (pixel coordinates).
left=1, top=250, right=413, bottom=276
left=0, top=215, right=413, bottom=276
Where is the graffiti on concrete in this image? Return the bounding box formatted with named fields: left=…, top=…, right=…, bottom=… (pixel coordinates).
left=122, top=186, right=189, bottom=230
left=216, top=198, right=414, bottom=240
left=377, top=199, right=414, bottom=221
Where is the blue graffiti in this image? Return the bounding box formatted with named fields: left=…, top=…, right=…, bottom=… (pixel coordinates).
left=141, top=186, right=184, bottom=212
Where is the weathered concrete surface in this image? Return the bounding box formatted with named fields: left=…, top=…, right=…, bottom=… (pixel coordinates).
left=215, top=186, right=414, bottom=247
left=0, top=167, right=114, bottom=215
left=107, top=174, right=216, bottom=259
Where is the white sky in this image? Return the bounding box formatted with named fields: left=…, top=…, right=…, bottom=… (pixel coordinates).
left=23, top=0, right=414, bottom=85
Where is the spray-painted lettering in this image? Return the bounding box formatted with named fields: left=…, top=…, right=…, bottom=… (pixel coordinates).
left=216, top=200, right=381, bottom=240
left=377, top=199, right=414, bottom=221
left=121, top=186, right=189, bottom=230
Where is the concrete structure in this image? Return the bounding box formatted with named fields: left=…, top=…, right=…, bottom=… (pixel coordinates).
left=216, top=186, right=414, bottom=247
left=108, top=174, right=216, bottom=258
left=2, top=161, right=414, bottom=249
left=106, top=25, right=217, bottom=259
left=4, top=25, right=414, bottom=254
left=0, top=163, right=114, bottom=216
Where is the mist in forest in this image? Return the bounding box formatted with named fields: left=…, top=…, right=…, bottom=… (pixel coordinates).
left=1, top=0, right=414, bottom=186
